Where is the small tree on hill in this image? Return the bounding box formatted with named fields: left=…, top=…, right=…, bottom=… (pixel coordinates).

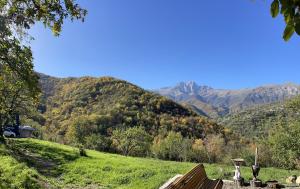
left=111, top=127, right=152, bottom=156
left=152, top=131, right=193, bottom=161
left=204, top=134, right=225, bottom=163
left=66, top=116, right=97, bottom=144
left=191, top=139, right=209, bottom=163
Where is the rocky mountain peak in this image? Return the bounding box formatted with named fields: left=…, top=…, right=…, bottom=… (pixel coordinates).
left=176, top=81, right=199, bottom=94
left=156, top=82, right=300, bottom=118
left=175, top=81, right=214, bottom=95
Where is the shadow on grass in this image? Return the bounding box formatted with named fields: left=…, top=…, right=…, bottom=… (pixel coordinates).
left=5, top=139, right=80, bottom=178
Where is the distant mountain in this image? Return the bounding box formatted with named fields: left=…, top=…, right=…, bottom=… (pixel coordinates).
left=156, top=81, right=300, bottom=118
left=36, top=74, right=223, bottom=142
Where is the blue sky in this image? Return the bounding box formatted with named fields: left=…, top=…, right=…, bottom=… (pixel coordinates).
left=30, top=0, right=300, bottom=90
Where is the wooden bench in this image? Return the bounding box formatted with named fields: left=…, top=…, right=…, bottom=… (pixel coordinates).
left=164, top=164, right=223, bottom=189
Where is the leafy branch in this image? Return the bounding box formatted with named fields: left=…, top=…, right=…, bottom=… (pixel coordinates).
left=271, top=0, right=300, bottom=41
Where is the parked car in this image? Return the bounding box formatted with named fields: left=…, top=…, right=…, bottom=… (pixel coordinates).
left=3, top=130, right=16, bottom=138
left=19, top=126, right=35, bottom=138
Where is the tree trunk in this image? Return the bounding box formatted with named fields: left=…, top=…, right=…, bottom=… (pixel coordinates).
left=0, top=127, right=4, bottom=143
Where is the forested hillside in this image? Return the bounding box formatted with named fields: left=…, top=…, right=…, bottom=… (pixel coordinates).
left=25, top=74, right=225, bottom=161
left=219, top=96, right=300, bottom=139
left=39, top=75, right=221, bottom=137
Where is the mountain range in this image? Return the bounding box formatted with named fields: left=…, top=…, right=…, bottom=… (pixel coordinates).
left=156, top=81, right=300, bottom=118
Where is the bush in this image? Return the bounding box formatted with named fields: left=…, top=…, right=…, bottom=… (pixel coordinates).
left=79, top=146, right=87, bottom=157
left=268, top=121, right=300, bottom=169
left=75, top=144, right=87, bottom=157
left=84, top=134, right=112, bottom=152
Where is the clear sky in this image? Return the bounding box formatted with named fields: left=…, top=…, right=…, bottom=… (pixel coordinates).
left=30, top=0, right=300, bottom=90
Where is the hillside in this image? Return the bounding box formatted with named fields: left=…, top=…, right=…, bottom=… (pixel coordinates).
left=23, top=75, right=300, bottom=170
left=35, top=74, right=222, bottom=144
left=156, top=81, right=300, bottom=118
left=1, top=138, right=299, bottom=189
left=219, top=95, right=300, bottom=138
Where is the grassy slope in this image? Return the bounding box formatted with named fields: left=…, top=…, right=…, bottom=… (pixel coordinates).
left=0, top=139, right=299, bottom=189
left=0, top=143, right=48, bottom=189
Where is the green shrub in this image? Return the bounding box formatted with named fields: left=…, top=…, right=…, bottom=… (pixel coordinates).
left=268, top=121, right=300, bottom=169
left=84, top=134, right=111, bottom=151
left=77, top=144, right=87, bottom=157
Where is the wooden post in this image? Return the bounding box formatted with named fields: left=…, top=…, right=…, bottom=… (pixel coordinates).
left=255, top=147, right=258, bottom=166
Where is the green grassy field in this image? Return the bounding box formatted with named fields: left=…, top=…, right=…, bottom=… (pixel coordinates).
left=0, top=138, right=299, bottom=189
